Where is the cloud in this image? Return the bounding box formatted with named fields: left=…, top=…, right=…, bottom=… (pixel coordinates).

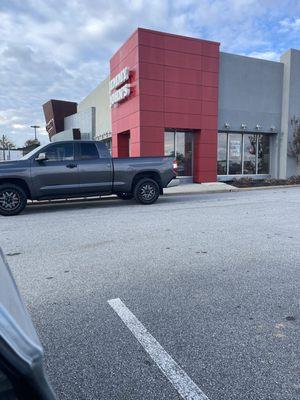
left=0, top=0, right=300, bottom=146
left=279, top=17, right=300, bottom=32
left=245, top=51, right=281, bottom=61
left=12, top=123, right=27, bottom=130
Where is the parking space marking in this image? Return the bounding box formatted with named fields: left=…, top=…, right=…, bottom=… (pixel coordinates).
left=108, top=298, right=210, bottom=400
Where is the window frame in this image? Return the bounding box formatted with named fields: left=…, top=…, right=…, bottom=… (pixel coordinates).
left=217, top=131, right=271, bottom=176
left=78, top=142, right=100, bottom=161
left=41, top=142, right=75, bottom=163
left=96, top=141, right=111, bottom=158
left=217, top=132, right=228, bottom=175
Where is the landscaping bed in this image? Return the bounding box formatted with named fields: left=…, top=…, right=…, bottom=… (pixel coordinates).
left=230, top=176, right=300, bottom=188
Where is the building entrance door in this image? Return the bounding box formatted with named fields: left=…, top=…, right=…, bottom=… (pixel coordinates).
left=164, top=130, right=193, bottom=177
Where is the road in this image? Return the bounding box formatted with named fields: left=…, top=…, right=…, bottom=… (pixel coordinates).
left=1, top=187, right=299, bottom=400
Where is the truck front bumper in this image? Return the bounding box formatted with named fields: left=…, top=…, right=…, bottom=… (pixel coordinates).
left=167, top=179, right=180, bottom=188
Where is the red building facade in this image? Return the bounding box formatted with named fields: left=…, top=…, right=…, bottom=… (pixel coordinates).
left=110, top=28, right=220, bottom=183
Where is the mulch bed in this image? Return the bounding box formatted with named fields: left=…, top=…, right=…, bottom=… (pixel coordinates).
left=230, top=176, right=300, bottom=188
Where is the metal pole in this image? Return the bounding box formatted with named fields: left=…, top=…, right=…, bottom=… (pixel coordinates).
left=2, top=134, right=5, bottom=161
left=30, top=125, right=40, bottom=141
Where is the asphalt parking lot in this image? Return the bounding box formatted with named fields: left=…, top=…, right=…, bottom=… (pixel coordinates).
left=1, top=187, right=299, bottom=400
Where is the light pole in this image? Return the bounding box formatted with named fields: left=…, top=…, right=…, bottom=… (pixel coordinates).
left=1, top=134, right=5, bottom=161
left=30, top=125, right=40, bottom=141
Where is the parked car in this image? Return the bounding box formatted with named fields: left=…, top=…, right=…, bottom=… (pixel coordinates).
left=0, top=249, right=56, bottom=399
left=0, top=141, right=179, bottom=216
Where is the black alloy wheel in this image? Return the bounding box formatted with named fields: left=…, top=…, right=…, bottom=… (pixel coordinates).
left=0, top=184, right=27, bottom=216
left=134, top=178, right=160, bottom=205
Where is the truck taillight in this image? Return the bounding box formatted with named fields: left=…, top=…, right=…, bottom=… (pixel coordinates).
left=172, top=160, right=178, bottom=173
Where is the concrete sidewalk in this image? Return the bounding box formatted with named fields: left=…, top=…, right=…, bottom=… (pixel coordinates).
left=164, top=181, right=238, bottom=195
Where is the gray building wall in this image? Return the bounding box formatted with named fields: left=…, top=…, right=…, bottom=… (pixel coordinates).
left=218, top=52, right=284, bottom=178
left=218, top=52, right=283, bottom=132
left=51, top=107, right=96, bottom=142
left=78, top=77, right=111, bottom=139
left=64, top=107, right=95, bottom=139
left=280, top=49, right=300, bottom=178
left=51, top=129, right=75, bottom=142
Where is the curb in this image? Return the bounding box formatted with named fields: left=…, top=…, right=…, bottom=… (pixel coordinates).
left=164, top=188, right=238, bottom=196
left=234, top=184, right=300, bottom=191
left=164, top=183, right=300, bottom=196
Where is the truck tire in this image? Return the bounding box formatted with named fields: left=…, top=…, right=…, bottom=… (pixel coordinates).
left=134, top=178, right=160, bottom=205
left=117, top=192, right=134, bottom=200
left=0, top=184, right=27, bottom=216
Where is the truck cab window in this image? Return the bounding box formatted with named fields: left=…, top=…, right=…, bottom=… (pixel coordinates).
left=44, top=143, right=74, bottom=161
left=97, top=142, right=111, bottom=158
left=80, top=143, right=99, bottom=160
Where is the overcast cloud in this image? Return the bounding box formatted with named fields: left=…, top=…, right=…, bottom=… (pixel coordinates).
left=1, top=0, right=300, bottom=146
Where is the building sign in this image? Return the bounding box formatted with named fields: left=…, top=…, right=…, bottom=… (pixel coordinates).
left=110, top=84, right=130, bottom=107
left=109, top=67, right=130, bottom=92
left=109, top=67, right=130, bottom=107
left=230, top=140, right=241, bottom=158
left=45, top=118, right=55, bottom=135
left=95, top=131, right=112, bottom=141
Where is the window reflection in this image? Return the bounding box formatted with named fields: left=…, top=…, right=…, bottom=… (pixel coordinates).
left=44, top=143, right=74, bottom=162
left=176, top=131, right=185, bottom=176
left=217, top=133, right=227, bottom=174
left=257, top=135, right=270, bottom=174
left=164, top=131, right=193, bottom=176
left=217, top=132, right=270, bottom=176
left=164, top=131, right=175, bottom=157
left=243, top=135, right=256, bottom=174
left=228, top=134, right=242, bottom=174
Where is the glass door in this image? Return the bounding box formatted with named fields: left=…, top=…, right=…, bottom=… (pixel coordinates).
left=164, top=131, right=193, bottom=177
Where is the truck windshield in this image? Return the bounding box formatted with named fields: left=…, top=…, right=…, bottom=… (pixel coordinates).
left=20, top=144, right=45, bottom=160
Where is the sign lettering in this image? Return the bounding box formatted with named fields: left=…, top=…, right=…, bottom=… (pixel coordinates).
left=109, top=67, right=130, bottom=92
left=110, top=84, right=130, bottom=107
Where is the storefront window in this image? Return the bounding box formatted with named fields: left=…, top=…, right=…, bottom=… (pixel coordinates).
left=218, top=132, right=271, bottom=176
left=257, top=134, right=270, bottom=174
left=228, top=133, right=242, bottom=174
left=243, top=134, right=256, bottom=174
left=217, top=133, right=227, bottom=175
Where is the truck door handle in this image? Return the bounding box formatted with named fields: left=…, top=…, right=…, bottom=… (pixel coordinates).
left=66, top=163, right=77, bottom=169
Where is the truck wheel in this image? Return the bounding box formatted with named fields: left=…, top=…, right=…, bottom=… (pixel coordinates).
left=117, top=193, right=134, bottom=200
left=0, top=184, right=27, bottom=216
left=134, top=178, right=160, bottom=205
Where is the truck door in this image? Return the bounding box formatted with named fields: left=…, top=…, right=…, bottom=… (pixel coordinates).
left=76, top=142, right=113, bottom=194
left=31, top=142, right=80, bottom=198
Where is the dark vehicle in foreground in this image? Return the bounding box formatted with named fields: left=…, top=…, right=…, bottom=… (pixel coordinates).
left=0, top=249, right=56, bottom=399
left=0, top=141, right=178, bottom=216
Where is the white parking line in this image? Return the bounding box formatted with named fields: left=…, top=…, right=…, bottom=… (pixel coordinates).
left=108, top=298, right=210, bottom=400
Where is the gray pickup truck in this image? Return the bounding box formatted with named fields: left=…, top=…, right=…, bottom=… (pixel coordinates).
left=0, top=141, right=178, bottom=216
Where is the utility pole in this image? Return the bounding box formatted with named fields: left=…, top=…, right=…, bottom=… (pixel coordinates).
left=30, top=125, right=40, bottom=141
left=2, top=134, right=5, bottom=161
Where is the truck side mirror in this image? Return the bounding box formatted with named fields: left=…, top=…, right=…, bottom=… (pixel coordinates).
left=35, top=152, right=47, bottom=162
left=0, top=249, right=56, bottom=399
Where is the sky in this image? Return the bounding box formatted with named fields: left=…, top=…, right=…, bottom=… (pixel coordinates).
left=0, top=0, right=300, bottom=147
